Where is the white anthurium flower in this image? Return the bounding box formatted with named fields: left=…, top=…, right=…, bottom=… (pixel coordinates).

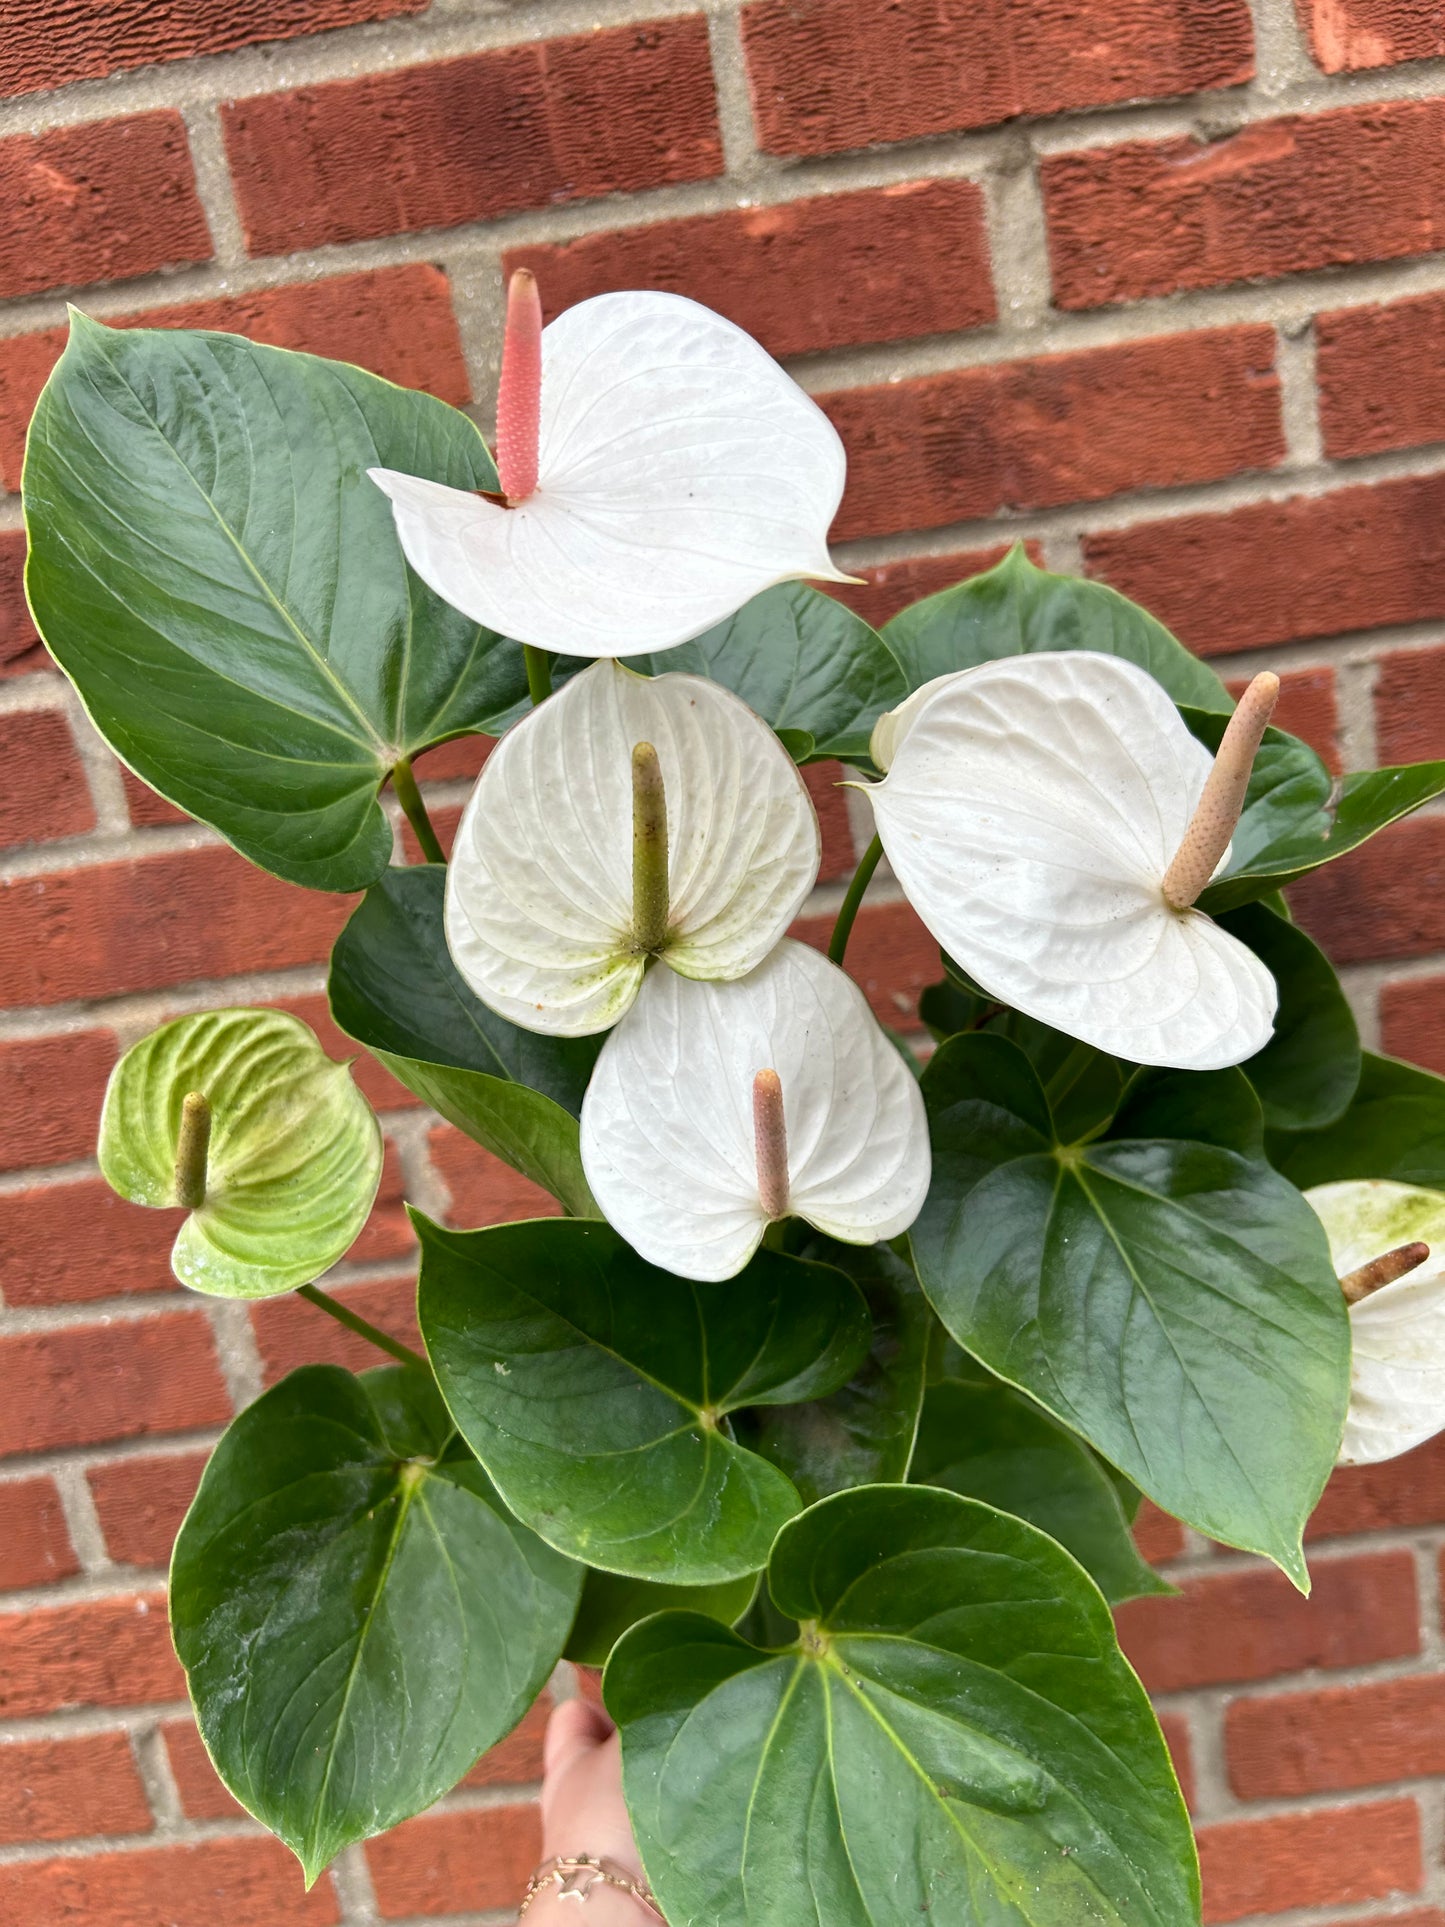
left=862, top=651, right=1280, bottom=1071
left=580, top=938, right=931, bottom=1283
left=369, top=272, right=853, bottom=656
left=1306, top=1179, right=1445, bottom=1466
left=445, top=658, right=821, bottom=1036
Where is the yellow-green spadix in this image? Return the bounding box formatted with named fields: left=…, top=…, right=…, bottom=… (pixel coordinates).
left=579, top=939, right=931, bottom=1282
left=1306, top=1179, right=1445, bottom=1466
left=444, top=659, right=822, bottom=1037
left=863, top=651, right=1280, bottom=1071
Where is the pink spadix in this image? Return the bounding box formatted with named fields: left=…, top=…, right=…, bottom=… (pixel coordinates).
left=495, top=268, right=542, bottom=506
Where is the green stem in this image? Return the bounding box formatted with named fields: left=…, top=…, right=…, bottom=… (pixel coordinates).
left=298, top=1284, right=428, bottom=1369
left=828, top=835, right=884, bottom=967
left=392, top=756, right=446, bottom=865
left=523, top=644, right=553, bottom=707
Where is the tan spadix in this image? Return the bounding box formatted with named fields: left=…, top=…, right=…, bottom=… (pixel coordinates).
left=1161, top=673, right=1279, bottom=910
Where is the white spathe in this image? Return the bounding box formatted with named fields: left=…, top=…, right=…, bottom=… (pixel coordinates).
left=1307, top=1179, right=1445, bottom=1466
left=863, top=651, right=1278, bottom=1071
left=369, top=290, right=851, bottom=656
left=444, top=659, right=821, bottom=1036
left=580, top=939, right=930, bottom=1282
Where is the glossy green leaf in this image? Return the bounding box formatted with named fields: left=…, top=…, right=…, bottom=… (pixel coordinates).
left=98, top=1007, right=381, bottom=1298
left=417, top=1215, right=870, bottom=1583
left=328, top=866, right=599, bottom=1214
left=24, top=316, right=527, bottom=890
left=912, top=1377, right=1171, bottom=1604
left=882, top=544, right=1230, bottom=713
left=740, top=1236, right=932, bottom=1503
left=911, top=1033, right=1348, bottom=1586
left=170, top=1364, right=580, bottom=1883
left=566, top=1567, right=759, bottom=1669
left=1269, top=1052, right=1445, bottom=1191
left=1223, top=902, right=1361, bottom=1132
left=607, top=1485, right=1199, bottom=1927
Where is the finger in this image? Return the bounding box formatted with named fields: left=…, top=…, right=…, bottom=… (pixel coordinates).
left=544, top=1694, right=615, bottom=1777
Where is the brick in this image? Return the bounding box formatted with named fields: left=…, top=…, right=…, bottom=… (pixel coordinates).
left=0, top=1477, right=78, bottom=1591
left=120, top=768, right=190, bottom=829
left=1296, top=0, right=1445, bottom=72
left=0, top=530, right=45, bottom=677
left=347, top=1140, right=415, bottom=1265
left=250, top=1274, right=421, bottom=1385
left=0, top=1029, right=118, bottom=1171
left=823, top=327, right=1282, bottom=544
left=0, top=844, right=352, bottom=1007
left=1158, top=1711, right=1195, bottom=1811
left=1382, top=978, right=1445, bottom=1079
left=1319, top=292, right=1445, bottom=461
left=429, top=1125, right=562, bottom=1230
left=413, top=734, right=492, bottom=786
left=507, top=181, right=996, bottom=360
left=0, top=710, right=92, bottom=849
left=86, top=1451, right=207, bottom=1569
left=1375, top=643, right=1445, bottom=764
left=1308, top=1433, right=1445, bottom=1538
left=0, top=1731, right=151, bottom=1843
left=222, top=22, right=723, bottom=257
left=366, top=1802, right=540, bottom=1917
left=162, top=1717, right=245, bottom=1821
left=0, top=1837, right=339, bottom=1925
left=1115, top=1550, right=1419, bottom=1692
left=1197, top=1799, right=1421, bottom=1922
left=1227, top=667, right=1340, bottom=772
left=741, top=0, right=1253, bottom=158
left=0, top=1311, right=231, bottom=1458
left=1133, top=1499, right=1186, bottom=1565
left=0, top=264, right=470, bottom=495
left=464, top=1693, right=551, bottom=1789
left=1044, top=102, right=1445, bottom=310
left=1291, top=818, right=1445, bottom=966
left=0, top=0, right=429, bottom=97
left=0, top=113, right=210, bottom=303
left=827, top=544, right=1019, bottom=631
left=803, top=761, right=856, bottom=884
left=1084, top=472, right=1445, bottom=656
left=1228, top=1674, right=1445, bottom=1799
left=0, top=1177, right=179, bottom=1305
left=0, top=1590, right=182, bottom=1717
left=793, top=896, right=945, bottom=1033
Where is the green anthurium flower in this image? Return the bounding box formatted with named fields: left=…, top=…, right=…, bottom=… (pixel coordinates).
left=98, top=1008, right=382, bottom=1299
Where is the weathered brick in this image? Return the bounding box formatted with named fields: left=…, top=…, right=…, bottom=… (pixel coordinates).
left=793, top=896, right=946, bottom=1033
left=86, top=1451, right=207, bottom=1569
left=1134, top=1500, right=1187, bottom=1565
left=0, top=530, right=45, bottom=676
left=1292, top=818, right=1445, bottom=966
left=120, top=768, right=189, bottom=829
left=161, top=1717, right=245, bottom=1822
left=1375, top=644, right=1445, bottom=764
left=464, top=1693, right=551, bottom=1789
left=1227, top=667, right=1340, bottom=772
left=428, top=1125, right=562, bottom=1230
left=0, top=0, right=429, bottom=98
left=0, top=113, right=211, bottom=302
left=222, top=21, right=723, bottom=256
left=1115, top=1551, right=1419, bottom=1692
left=0, top=264, right=470, bottom=494
left=0, top=1731, right=152, bottom=1843
left=507, top=181, right=996, bottom=359
left=827, top=544, right=1019, bottom=631
left=250, top=1274, right=420, bottom=1385
left=741, top=0, right=1253, bottom=157
left=0, top=1590, right=182, bottom=1717
left=0, top=1477, right=78, bottom=1591
left=0, top=1312, right=231, bottom=1458
left=0, top=1837, right=339, bottom=1925
left=1228, top=1674, right=1445, bottom=1799
left=1382, top=977, right=1445, bottom=1078
left=1158, top=1711, right=1196, bottom=1811
left=0, top=710, right=91, bottom=849
left=0, top=1176, right=178, bottom=1306
left=1197, top=1799, right=1422, bottom=1922
left=1084, top=472, right=1445, bottom=656
left=1308, top=1434, right=1445, bottom=1539
left=1044, top=102, right=1445, bottom=310
left=1318, top=293, right=1445, bottom=461
left=0, top=845, right=352, bottom=1007
left=0, top=1029, right=118, bottom=1172
left=823, top=327, right=1283, bottom=544
left=1296, top=0, right=1445, bottom=72
left=365, top=1803, right=540, bottom=1918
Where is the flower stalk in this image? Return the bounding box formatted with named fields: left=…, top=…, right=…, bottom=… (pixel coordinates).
left=1161, top=673, right=1279, bottom=910
left=392, top=755, right=446, bottom=865
left=829, top=834, right=884, bottom=966
left=752, top=1068, right=790, bottom=1221
left=297, top=1283, right=428, bottom=1368
left=174, top=1091, right=211, bottom=1210
left=631, top=741, right=670, bottom=954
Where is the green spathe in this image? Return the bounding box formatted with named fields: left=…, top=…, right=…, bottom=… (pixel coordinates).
left=607, top=1485, right=1199, bottom=1927
left=170, top=1364, right=580, bottom=1884
left=98, top=1007, right=382, bottom=1298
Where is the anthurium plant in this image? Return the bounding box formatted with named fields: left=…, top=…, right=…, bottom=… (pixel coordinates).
left=23, top=277, right=1445, bottom=1925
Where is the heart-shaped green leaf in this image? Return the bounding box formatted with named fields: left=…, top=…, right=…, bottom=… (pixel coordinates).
left=416, top=1215, right=870, bottom=1583
left=98, top=1007, right=382, bottom=1298
left=1269, top=1052, right=1445, bottom=1191
left=328, top=866, right=599, bottom=1215
left=566, top=1568, right=759, bottom=1669
left=606, top=1485, right=1199, bottom=1927
left=882, top=544, right=1230, bottom=713
left=1224, top=902, right=1361, bottom=1132
left=910, top=1033, right=1348, bottom=1586
left=912, top=1376, right=1172, bottom=1605
left=170, top=1363, right=580, bottom=1884
left=24, top=315, right=528, bottom=891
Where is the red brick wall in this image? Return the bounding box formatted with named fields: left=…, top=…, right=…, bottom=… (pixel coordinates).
left=3, top=2, right=1445, bottom=1921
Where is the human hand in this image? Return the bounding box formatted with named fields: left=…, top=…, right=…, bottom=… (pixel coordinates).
left=521, top=1695, right=657, bottom=1922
